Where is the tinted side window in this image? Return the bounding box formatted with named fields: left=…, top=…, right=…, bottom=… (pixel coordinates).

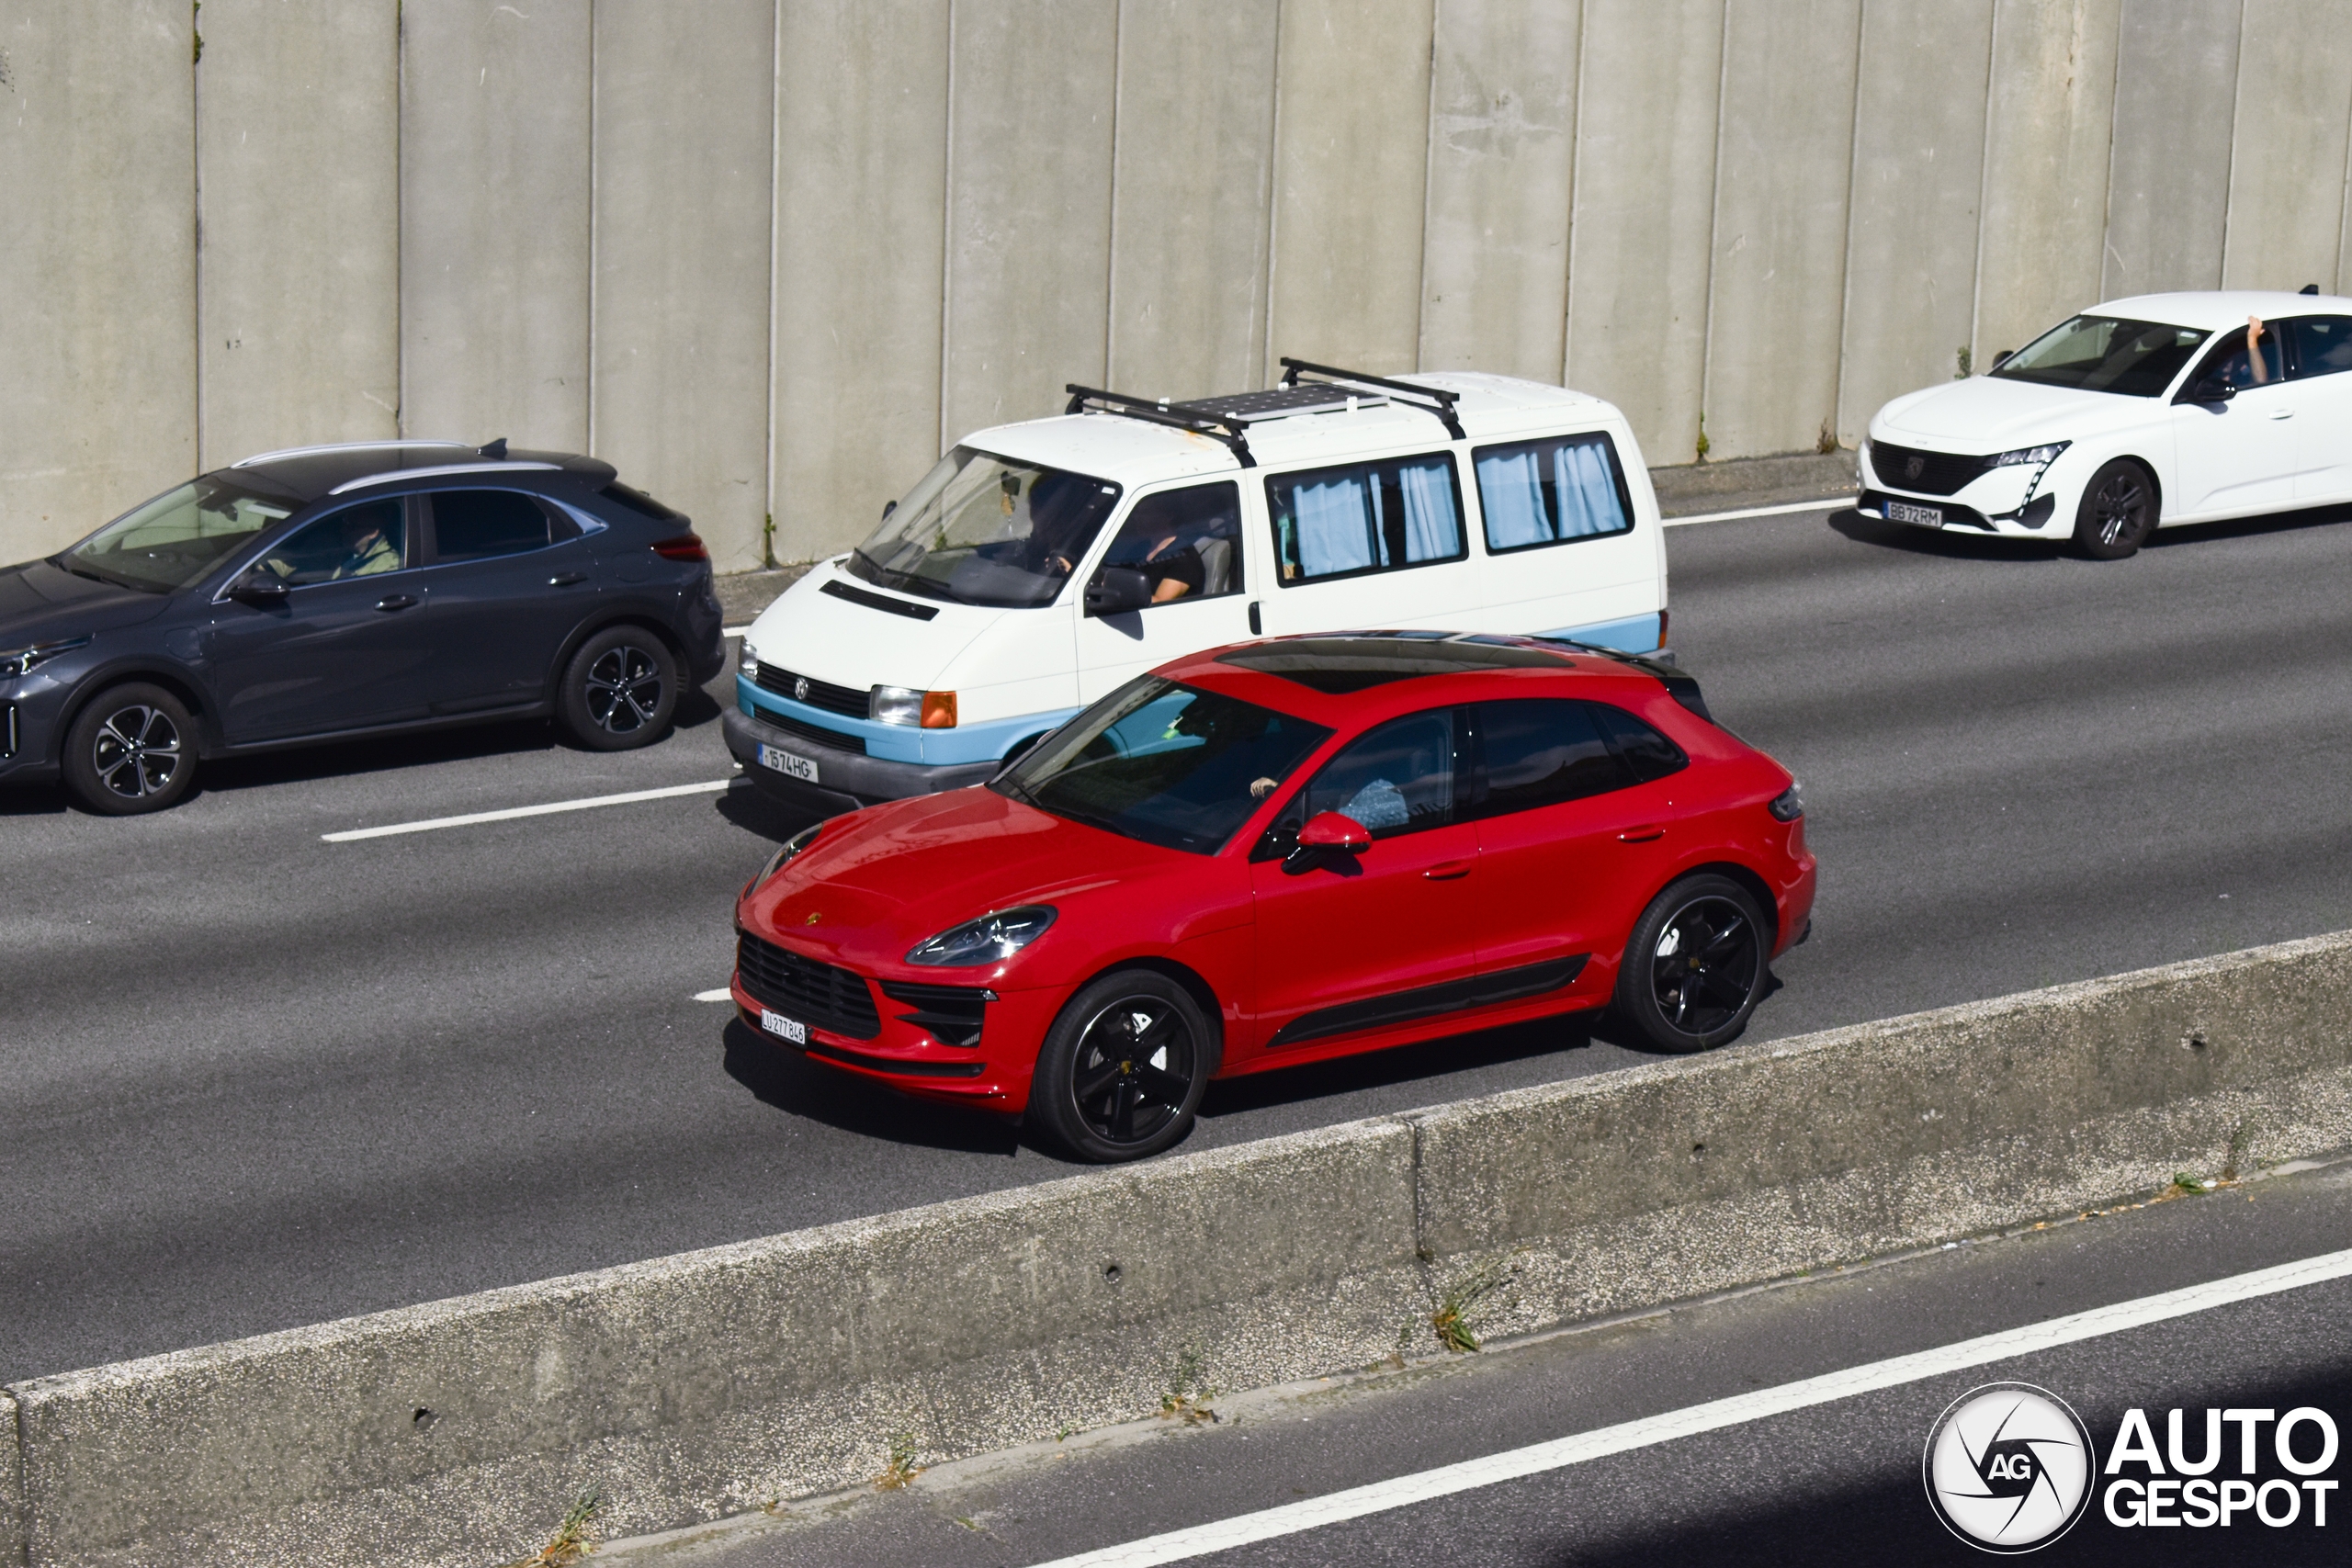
left=2290, top=316, right=2352, bottom=378
left=1266, top=454, right=1465, bottom=585
left=1097, top=481, right=1244, bottom=603
left=1473, top=699, right=1634, bottom=816
left=601, top=480, right=684, bottom=521
left=431, top=491, right=553, bottom=561
left=1473, top=433, right=1633, bottom=551
left=259, top=499, right=407, bottom=586
left=1590, top=703, right=1689, bottom=783
left=1298, top=708, right=1460, bottom=839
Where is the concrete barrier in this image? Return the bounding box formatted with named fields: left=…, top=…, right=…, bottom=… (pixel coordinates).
left=9, top=931, right=2352, bottom=1566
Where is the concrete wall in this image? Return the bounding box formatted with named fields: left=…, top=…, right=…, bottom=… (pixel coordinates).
left=7, top=930, right=2352, bottom=1566
left=9, top=1, right=2352, bottom=565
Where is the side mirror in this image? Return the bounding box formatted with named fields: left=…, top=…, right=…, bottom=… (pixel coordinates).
left=227, top=570, right=289, bottom=606
left=1296, top=811, right=1370, bottom=852
left=880, top=499, right=898, bottom=521
left=1990, top=349, right=2014, bottom=369
left=1084, top=565, right=1152, bottom=616
left=2188, top=378, right=2236, bottom=403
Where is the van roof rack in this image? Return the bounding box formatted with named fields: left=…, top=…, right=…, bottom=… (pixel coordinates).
left=1064, top=385, right=1258, bottom=468
left=1279, top=357, right=1464, bottom=439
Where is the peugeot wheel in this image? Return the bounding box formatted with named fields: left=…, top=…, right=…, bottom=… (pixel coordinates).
left=2071, top=459, right=2157, bottom=560
left=558, top=626, right=678, bottom=750
left=1611, top=874, right=1771, bottom=1054
left=1032, top=970, right=1215, bottom=1162
left=62, top=683, right=198, bottom=815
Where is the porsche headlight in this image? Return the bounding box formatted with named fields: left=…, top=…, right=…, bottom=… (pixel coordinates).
left=749, top=822, right=821, bottom=891
left=1990, top=441, right=2069, bottom=468
left=907, top=905, right=1057, bottom=967
left=0, top=636, right=91, bottom=677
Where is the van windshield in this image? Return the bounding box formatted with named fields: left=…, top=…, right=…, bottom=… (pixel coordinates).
left=1990, top=316, right=2210, bottom=397
left=846, top=447, right=1123, bottom=609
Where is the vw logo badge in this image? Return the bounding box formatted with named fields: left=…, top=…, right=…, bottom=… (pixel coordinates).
left=793, top=676, right=809, bottom=703
left=1923, top=1382, right=2094, bottom=1552
left=1904, top=454, right=1927, bottom=482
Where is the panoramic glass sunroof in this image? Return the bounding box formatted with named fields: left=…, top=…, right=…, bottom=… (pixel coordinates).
left=1216, top=635, right=1565, bottom=693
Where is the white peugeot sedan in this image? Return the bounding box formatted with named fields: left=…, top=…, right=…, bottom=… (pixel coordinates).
left=1860, top=289, right=2352, bottom=558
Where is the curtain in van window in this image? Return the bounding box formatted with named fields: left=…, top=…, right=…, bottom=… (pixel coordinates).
left=1293, top=474, right=1375, bottom=576
left=1396, top=457, right=1461, bottom=561
left=1476, top=448, right=1550, bottom=547
left=1475, top=434, right=1630, bottom=550
left=1556, top=440, right=1624, bottom=538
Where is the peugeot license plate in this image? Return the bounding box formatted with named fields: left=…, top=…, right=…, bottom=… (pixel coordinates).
left=1887, top=500, right=1943, bottom=527
left=762, top=1009, right=808, bottom=1045
left=757, top=742, right=819, bottom=783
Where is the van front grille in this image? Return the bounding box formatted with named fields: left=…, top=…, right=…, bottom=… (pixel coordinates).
left=751, top=661, right=867, bottom=717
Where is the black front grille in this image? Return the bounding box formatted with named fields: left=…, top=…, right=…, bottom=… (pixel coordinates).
left=1868, top=441, right=1988, bottom=497
left=878, top=981, right=991, bottom=1048
left=736, top=931, right=882, bottom=1039
left=752, top=661, right=867, bottom=717
left=758, top=709, right=868, bottom=755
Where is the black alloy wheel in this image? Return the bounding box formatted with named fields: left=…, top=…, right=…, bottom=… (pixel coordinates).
left=2072, top=458, right=2157, bottom=560
left=1611, top=874, right=1771, bottom=1054
left=1033, top=970, right=1214, bottom=1162
left=62, top=682, right=198, bottom=815
left=558, top=626, right=678, bottom=750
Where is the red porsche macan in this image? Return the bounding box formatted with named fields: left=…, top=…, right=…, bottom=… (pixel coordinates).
left=731, top=633, right=1816, bottom=1162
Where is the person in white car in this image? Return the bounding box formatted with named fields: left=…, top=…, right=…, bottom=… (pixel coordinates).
left=1860, top=289, right=2348, bottom=559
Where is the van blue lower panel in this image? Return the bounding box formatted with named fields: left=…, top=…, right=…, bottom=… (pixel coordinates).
left=1540, top=612, right=1663, bottom=653
left=737, top=676, right=1076, bottom=765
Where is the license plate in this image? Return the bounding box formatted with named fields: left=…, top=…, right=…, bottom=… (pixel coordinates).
left=1887, top=500, right=1943, bottom=527
left=757, top=742, right=819, bottom=783
left=762, top=1009, right=808, bottom=1045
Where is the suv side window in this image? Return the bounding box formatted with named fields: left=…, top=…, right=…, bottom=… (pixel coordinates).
left=1096, top=481, right=1244, bottom=604
left=258, top=498, right=408, bottom=586
left=2290, top=316, right=2352, bottom=378
left=1590, top=703, right=1690, bottom=783
left=1265, top=454, right=1465, bottom=585
left=429, top=490, right=556, bottom=562
left=1298, top=708, right=1461, bottom=839
left=1473, top=432, right=1634, bottom=551
left=1470, top=699, right=1634, bottom=816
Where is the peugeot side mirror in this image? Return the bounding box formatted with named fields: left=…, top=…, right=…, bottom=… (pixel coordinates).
left=1990, top=349, right=2014, bottom=369
left=880, top=499, right=898, bottom=521
left=1084, top=565, right=1152, bottom=616
left=227, top=570, right=289, bottom=606
left=2188, top=378, right=2236, bottom=403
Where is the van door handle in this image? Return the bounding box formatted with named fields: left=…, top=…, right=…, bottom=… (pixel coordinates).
left=1424, top=859, right=1474, bottom=880
left=548, top=570, right=590, bottom=585
left=1247, top=600, right=1262, bottom=636
left=1618, top=825, right=1666, bottom=843
left=374, top=593, right=418, bottom=612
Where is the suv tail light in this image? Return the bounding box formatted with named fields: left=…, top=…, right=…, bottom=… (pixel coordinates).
left=651, top=533, right=708, bottom=561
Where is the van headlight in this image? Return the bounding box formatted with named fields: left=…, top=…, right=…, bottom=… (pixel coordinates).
left=907, top=905, right=1057, bottom=966
left=1990, top=441, right=2068, bottom=468
left=872, top=686, right=958, bottom=728
left=739, top=639, right=760, bottom=681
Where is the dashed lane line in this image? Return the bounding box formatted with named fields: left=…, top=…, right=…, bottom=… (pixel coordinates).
left=322, top=779, right=735, bottom=842
left=694, top=987, right=734, bottom=1003
left=1024, top=1244, right=2352, bottom=1567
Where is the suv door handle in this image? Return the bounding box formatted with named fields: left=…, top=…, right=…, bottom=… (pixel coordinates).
left=1618, top=825, right=1666, bottom=843
left=374, top=593, right=418, bottom=612
left=1423, top=859, right=1474, bottom=880
left=548, top=570, right=590, bottom=586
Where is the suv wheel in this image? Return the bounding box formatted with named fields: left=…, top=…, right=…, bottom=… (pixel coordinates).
left=558, top=626, right=678, bottom=750
left=63, top=683, right=198, bottom=815
left=1611, top=874, right=1770, bottom=1053
left=1031, top=970, right=1215, bottom=1162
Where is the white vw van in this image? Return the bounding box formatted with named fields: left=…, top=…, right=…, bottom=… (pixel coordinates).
left=726, top=361, right=1668, bottom=814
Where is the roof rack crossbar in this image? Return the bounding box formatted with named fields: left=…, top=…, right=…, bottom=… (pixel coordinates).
left=1063, top=384, right=1257, bottom=468
left=1278, top=356, right=1466, bottom=440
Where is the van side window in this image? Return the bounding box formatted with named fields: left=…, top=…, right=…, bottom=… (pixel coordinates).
left=1473, top=432, right=1633, bottom=551
left=1265, top=454, right=1465, bottom=585
left=1096, top=482, right=1243, bottom=604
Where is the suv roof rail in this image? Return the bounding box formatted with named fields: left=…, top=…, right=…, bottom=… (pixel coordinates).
left=1278, top=357, right=1465, bottom=440
left=230, top=439, right=471, bottom=469
left=1063, top=385, right=1258, bottom=468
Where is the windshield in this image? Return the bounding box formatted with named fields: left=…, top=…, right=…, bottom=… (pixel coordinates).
left=995, top=678, right=1331, bottom=854
left=846, top=446, right=1122, bottom=608
left=58, top=475, right=300, bottom=592
left=1990, top=315, right=2210, bottom=397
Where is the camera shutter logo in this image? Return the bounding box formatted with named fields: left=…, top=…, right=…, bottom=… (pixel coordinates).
left=1923, top=1382, right=2095, bottom=1551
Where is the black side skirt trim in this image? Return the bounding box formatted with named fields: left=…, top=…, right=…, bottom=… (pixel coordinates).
left=1268, top=953, right=1589, bottom=1049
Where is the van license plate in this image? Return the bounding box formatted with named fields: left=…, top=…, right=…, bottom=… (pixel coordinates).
left=1887, top=500, right=1942, bottom=527
left=762, top=1010, right=808, bottom=1045
left=757, top=743, right=819, bottom=783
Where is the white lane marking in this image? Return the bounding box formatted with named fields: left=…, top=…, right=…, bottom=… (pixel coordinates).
left=694, top=987, right=734, bottom=1002
left=322, top=779, right=733, bottom=842
left=725, top=625, right=752, bottom=638
left=1025, top=1245, right=2352, bottom=1567
left=1662, top=494, right=1855, bottom=526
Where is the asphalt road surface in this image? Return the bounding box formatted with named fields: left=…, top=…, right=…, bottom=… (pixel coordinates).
left=8, top=497, right=2352, bottom=1382
left=628, top=1154, right=2352, bottom=1567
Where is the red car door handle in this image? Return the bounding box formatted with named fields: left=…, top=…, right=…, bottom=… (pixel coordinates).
left=1618, top=825, right=1666, bottom=843
left=374, top=593, right=418, bottom=612
left=1423, top=859, right=1474, bottom=880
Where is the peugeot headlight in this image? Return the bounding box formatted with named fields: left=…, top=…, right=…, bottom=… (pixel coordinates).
left=749, top=822, right=821, bottom=892
left=1990, top=441, right=2069, bottom=468
left=0, top=636, right=91, bottom=677
left=907, top=905, right=1057, bottom=967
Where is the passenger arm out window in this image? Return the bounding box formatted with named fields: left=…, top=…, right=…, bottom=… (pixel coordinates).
left=259, top=499, right=408, bottom=586
left=1264, top=454, right=1464, bottom=585
left=1091, top=481, right=1244, bottom=606
left=1473, top=433, right=1634, bottom=552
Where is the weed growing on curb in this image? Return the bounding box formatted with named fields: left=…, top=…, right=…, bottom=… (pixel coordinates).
left=1159, top=1346, right=1218, bottom=1425
left=1431, top=1258, right=1516, bottom=1354
left=2165, top=1171, right=2218, bottom=1199
left=876, top=1433, right=923, bottom=1490
left=1954, top=344, right=1973, bottom=378
left=1815, top=420, right=1838, bottom=455
left=505, top=1485, right=602, bottom=1567
left=1694, top=414, right=1710, bottom=463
